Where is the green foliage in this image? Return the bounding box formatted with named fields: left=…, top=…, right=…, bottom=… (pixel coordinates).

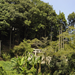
left=12, top=39, right=33, bottom=56
left=30, top=38, right=42, bottom=48
left=11, top=55, right=42, bottom=75
left=0, top=0, right=59, bottom=40
left=0, top=65, right=7, bottom=75
left=42, top=40, right=58, bottom=57
left=68, top=12, right=75, bottom=23
left=1, top=51, right=75, bottom=75
left=43, top=46, right=54, bottom=57
left=11, top=56, right=28, bottom=74
left=49, top=50, right=75, bottom=75
left=24, top=20, right=31, bottom=26
left=63, top=26, right=75, bottom=50
left=27, top=37, right=50, bottom=49
left=67, top=52, right=75, bottom=73
left=57, top=12, right=67, bottom=25
left=2, top=52, right=11, bottom=60
left=0, top=61, right=19, bottom=75
left=1, top=0, right=75, bottom=75
left=50, top=55, right=68, bottom=75
left=41, top=37, right=50, bottom=48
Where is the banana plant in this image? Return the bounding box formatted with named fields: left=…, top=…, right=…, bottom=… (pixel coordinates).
left=11, top=56, right=29, bottom=74
left=29, top=54, right=42, bottom=74
left=11, top=54, right=42, bottom=75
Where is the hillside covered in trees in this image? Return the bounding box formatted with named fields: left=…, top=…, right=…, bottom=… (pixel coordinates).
left=0, top=0, right=75, bottom=75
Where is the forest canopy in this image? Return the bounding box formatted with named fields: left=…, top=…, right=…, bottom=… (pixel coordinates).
left=0, top=0, right=67, bottom=41
left=0, top=0, right=75, bottom=75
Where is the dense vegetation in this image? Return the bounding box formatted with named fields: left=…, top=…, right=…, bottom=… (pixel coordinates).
left=0, top=0, right=75, bottom=75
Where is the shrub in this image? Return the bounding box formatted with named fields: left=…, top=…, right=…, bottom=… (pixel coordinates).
left=67, top=52, right=75, bottom=74
left=50, top=55, right=68, bottom=75
left=12, top=39, right=33, bottom=56
left=2, top=52, right=11, bottom=60
left=30, top=38, right=42, bottom=48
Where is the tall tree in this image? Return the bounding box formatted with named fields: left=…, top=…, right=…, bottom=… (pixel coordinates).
left=57, top=12, right=67, bottom=50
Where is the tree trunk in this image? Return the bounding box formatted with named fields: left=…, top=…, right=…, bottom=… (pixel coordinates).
left=63, top=36, right=64, bottom=49
left=45, top=28, right=46, bottom=37
left=13, top=30, right=15, bottom=47
left=9, top=28, right=12, bottom=49
left=44, top=52, right=46, bottom=65
left=50, top=26, right=52, bottom=42
left=61, top=25, right=62, bottom=49
left=0, top=40, right=1, bottom=56
left=18, top=29, right=20, bottom=44
left=62, top=25, right=64, bottom=49
left=59, top=27, right=61, bottom=50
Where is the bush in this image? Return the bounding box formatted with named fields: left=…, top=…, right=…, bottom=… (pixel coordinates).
left=49, top=51, right=75, bottom=75
left=67, top=52, right=75, bottom=74
left=30, top=38, right=42, bottom=48
left=28, top=38, right=49, bottom=49
left=50, top=55, right=69, bottom=75
left=12, top=39, right=33, bottom=56
left=2, top=52, right=11, bottom=60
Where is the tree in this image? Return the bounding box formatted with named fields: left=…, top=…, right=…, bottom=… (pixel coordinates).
left=0, top=0, right=59, bottom=42
left=68, top=12, right=75, bottom=24
left=36, top=1, right=57, bottom=39
left=57, top=12, right=67, bottom=50
left=0, top=1, right=10, bottom=37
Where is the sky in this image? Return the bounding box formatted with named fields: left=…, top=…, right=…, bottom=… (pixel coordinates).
left=41, top=0, right=75, bottom=20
